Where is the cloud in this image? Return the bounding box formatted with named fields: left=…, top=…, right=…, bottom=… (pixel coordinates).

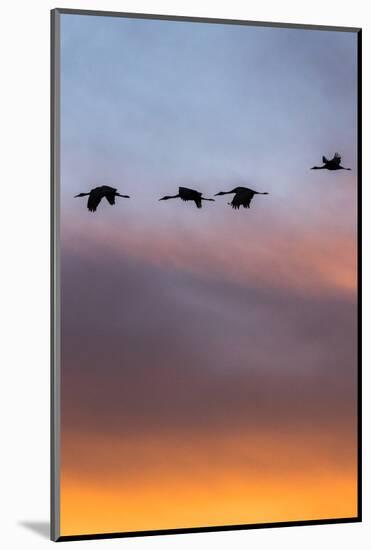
left=62, top=188, right=356, bottom=298
left=60, top=239, right=357, bottom=439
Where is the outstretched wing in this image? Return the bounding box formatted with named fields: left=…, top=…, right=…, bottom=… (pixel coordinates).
left=179, top=186, right=199, bottom=199
left=87, top=189, right=103, bottom=212
left=322, top=156, right=329, bottom=164
left=231, top=190, right=253, bottom=210
left=105, top=192, right=116, bottom=205
left=100, top=185, right=117, bottom=193
left=332, top=152, right=341, bottom=165
left=179, top=187, right=203, bottom=206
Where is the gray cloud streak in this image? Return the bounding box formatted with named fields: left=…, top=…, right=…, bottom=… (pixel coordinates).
left=61, top=246, right=357, bottom=438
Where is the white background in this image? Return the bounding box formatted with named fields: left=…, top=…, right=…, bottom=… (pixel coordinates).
left=0, top=0, right=368, bottom=548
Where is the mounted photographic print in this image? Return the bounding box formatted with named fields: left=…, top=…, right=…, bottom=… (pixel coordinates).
left=51, top=8, right=361, bottom=541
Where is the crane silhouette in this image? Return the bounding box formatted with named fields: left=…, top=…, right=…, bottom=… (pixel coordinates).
left=215, top=186, right=269, bottom=209
left=74, top=185, right=130, bottom=212
left=159, top=186, right=215, bottom=208
left=311, top=153, right=351, bottom=171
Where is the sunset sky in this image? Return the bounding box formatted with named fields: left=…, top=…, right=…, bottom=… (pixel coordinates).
left=59, top=13, right=358, bottom=536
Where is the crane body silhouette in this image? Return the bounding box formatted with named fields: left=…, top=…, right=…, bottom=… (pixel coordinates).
left=311, top=153, right=351, bottom=171
left=159, top=186, right=215, bottom=208
left=215, top=186, right=269, bottom=209
left=74, top=185, right=130, bottom=212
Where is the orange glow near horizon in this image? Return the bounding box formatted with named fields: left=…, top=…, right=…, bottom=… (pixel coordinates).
left=60, top=429, right=358, bottom=536
left=60, top=473, right=357, bottom=536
